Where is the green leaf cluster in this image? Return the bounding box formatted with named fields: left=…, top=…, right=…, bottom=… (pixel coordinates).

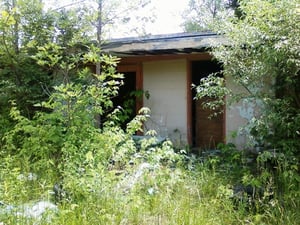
left=196, top=0, right=300, bottom=153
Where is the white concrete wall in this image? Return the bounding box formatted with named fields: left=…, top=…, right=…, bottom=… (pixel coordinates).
left=142, top=60, right=263, bottom=149
left=225, top=75, right=264, bottom=149
left=143, top=59, right=188, bottom=145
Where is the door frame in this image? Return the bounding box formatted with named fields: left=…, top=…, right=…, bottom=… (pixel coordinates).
left=186, top=57, right=226, bottom=148
left=117, top=63, right=143, bottom=114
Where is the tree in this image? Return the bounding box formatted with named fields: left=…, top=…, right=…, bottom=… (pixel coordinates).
left=0, top=0, right=97, bottom=140
left=0, top=0, right=55, bottom=138
left=193, top=0, right=300, bottom=203
left=0, top=0, right=150, bottom=182
left=47, top=0, right=154, bottom=41
left=196, top=0, right=299, bottom=157
left=44, top=0, right=155, bottom=126
left=0, top=0, right=154, bottom=139
left=182, top=0, right=238, bottom=32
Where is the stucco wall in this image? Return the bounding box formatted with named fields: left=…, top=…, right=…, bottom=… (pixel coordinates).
left=143, top=59, right=187, bottom=145
left=142, top=59, right=263, bottom=149
left=225, top=75, right=264, bottom=149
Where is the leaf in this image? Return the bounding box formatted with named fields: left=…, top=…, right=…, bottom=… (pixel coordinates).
left=86, top=151, right=94, bottom=162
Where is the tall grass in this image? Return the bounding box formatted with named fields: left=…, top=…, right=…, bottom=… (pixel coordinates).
left=1, top=155, right=299, bottom=225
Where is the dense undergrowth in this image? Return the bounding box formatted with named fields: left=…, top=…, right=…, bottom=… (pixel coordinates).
left=1, top=118, right=299, bottom=225
left=0, top=51, right=299, bottom=225
left=1, top=0, right=299, bottom=224
left=1, top=135, right=299, bottom=224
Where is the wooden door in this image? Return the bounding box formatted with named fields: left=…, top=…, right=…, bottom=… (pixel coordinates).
left=195, top=97, right=224, bottom=149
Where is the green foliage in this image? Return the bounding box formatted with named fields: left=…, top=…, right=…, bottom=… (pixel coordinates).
left=182, top=0, right=237, bottom=32
left=64, top=0, right=154, bottom=41
left=2, top=48, right=124, bottom=176
left=195, top=0, right=300, bottom=157
left=0, top=0, right=97, bottom=141
left=0, top=1, right=299, bottom=224
left=0, top=0, right=154, bottom=141
left=113, top=89, right=150, bottom=127
left=0, top=1, right=57, bottom=139
left=194, top=1, right=300, bottom=219
left=193, top=73, right=231, bottom=115
left=1, top=152, right=299, bottom=224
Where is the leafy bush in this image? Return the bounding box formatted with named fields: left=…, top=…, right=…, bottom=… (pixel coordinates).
left=194, top=0, right=300, bottom=213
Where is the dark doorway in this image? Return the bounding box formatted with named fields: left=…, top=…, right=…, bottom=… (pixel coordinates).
left=191, top=61, right=224, bottom=149
left=113, top=71, right=136, bottom=128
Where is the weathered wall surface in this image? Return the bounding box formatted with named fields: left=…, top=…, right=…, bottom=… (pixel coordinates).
left=143, top=59, right=188, bottom=145
left=225, top=75, right=264, bottom=149
left=142, top=60, right=264, bottom=149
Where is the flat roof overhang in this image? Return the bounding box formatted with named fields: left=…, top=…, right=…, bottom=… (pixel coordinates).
left=102, top=32, right=227, bottom=57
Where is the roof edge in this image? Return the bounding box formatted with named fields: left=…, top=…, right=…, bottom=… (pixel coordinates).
left=104, top=32, right=218, bottom=44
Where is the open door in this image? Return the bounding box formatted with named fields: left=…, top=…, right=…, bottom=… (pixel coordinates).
left=192, top=61, right=224, bottom=149
left=113, top=64, right=143, bottom=130
left=112, top=71, right=136, bottom=128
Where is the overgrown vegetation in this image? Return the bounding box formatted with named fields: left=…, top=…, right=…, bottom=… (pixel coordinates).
left=0, top=0, right=299, bottom=224
left=194, top=0, right=300, bottom=222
